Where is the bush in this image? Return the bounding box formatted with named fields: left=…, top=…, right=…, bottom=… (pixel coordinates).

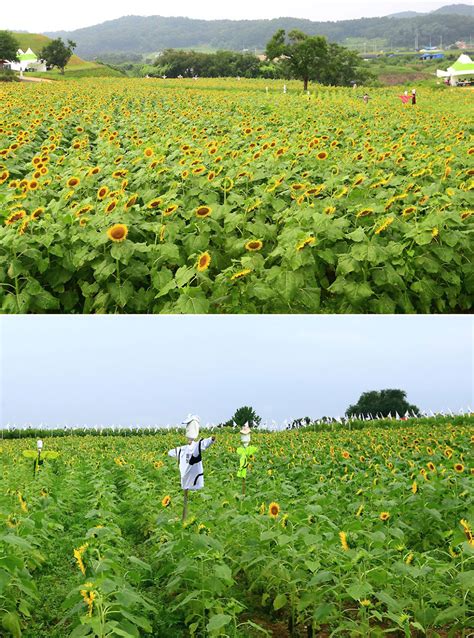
left=0, top=69, right=18, bottom=82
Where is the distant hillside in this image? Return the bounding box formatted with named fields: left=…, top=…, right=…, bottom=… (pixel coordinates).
left=432, top=4, right=474, bottom=16
left=11, top=32, right=123, bottom=77
left=45, top=7, right=474, bottom=59
left=388, top=4, right=472, bottom=18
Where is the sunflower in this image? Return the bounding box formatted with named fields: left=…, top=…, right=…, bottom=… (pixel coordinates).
left=411, top=480, right=417, bottom=494
left=339, top=531, right=349, bottom=551
left=196, top=205, right=211, bottom=218
left=163, top=204, right=178, bottom=216
left=317, top=151, right=328, bottom=160
left=19, top=220, right=29, bottom=235
left=104, top=200, right=117, bottom=214
left=374, top=217, right=394, bottom=235
left=402, top=206, right=417, bottom=217
left=125, top=195, right=138, bottom=209
left=88, top=167, right=101, bottom=176
left=146, top=198, right=162, bottom=210
left=97, top=186, right=109, bottom=200
left=28, top=180, right=39, bottom=190
left=296, top=236, right=315, bottom=251
left=356, top=208, right=374, bottom=218
left=324, top=206, right=336, bottom=215
left=67, top=176, right=80, bottom=188
left=379, top=512, right=390, bottom=521
left=268, top=502, right=280, bottom=518
left=197, top=251, right=211, bottom=272
left=427, top=462, right=436, bottom=472
left=161, top=495, right=171, bottom=508
left=231, top=269, right=251, bottom=281
left=31, top=207, right=45, bottom=220
left=454, top=463, right=464, bottom=473
left=5, top=210, right=26, bottom=225
left=245, top=240, right=263, bottom=252
left=341, top=450, right=350, bottom=459
left=106, top=224, right=128, bottom=242
left=144, top=147, right=154, bottom=157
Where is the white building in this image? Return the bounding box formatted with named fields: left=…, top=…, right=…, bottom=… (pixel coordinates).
left=7, top=48, right=47, bottom=73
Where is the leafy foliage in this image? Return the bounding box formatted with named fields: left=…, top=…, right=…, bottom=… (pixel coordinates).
left=346, top=389, right=421, bottom=418
left=266, top=29, right=369, bottom=89
left=0, top=31, right=20, bottom=62
left=0, top=79, right=472, bottom=314
left=40, top=38, right=77, bottom=74
left=230, top=406, right=262, bottom=428
left=0, top=417, right=472, bottom=636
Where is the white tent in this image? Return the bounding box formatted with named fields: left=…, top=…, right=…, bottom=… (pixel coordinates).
left=437, top=54, right=474, bottom=85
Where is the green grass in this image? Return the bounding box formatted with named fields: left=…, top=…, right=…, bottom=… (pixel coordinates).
left=12, top=32, right=123, bottom=78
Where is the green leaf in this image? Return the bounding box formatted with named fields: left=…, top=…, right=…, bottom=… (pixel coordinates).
left=347, top=582, right=374, bottom=601
left=175, top=266, right=195, bottom=288
left=214, top=564, right=233, bottom=585
left=273, top=593, right=287, bottom=611
left=458, top=570, right=474, bottom=589
left=207, top=614, right=232, bottom=633
left=174, top=291, right=209, bottom=314
left=94, top=261, right=116, bottom=281
left=434, top=605, right=466, bottom=625
left=2, top=611, right=22, bottom=638
left=108, top=281, right=134, bottom=308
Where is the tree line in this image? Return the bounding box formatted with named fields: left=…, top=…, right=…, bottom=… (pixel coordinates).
left=152, top=31, right=373, bottom=87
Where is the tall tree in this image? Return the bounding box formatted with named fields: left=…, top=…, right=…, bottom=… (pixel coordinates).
left=0, top=31, right=20, bottom=62
left=40, top=38, right=76, bottom=74
left=231, top=406, right=262, bottom=428
left=266, top=29, right=328, bottom=90
left=346, top=389, right=420, bottom=419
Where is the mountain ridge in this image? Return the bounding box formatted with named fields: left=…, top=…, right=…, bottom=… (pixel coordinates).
left=44, top=5, right=474, bottom=59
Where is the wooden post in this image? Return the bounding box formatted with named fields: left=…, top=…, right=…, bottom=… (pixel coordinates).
left=182, top=489, right=189, bottom=522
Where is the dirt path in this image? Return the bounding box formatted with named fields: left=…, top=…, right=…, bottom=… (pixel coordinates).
left=19, top=76, right=53, bottom=83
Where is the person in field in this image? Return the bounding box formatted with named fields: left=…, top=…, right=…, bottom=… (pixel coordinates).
left=168, top=415, right=215, bottom=491
left=411, top=89, right=417, bottom=105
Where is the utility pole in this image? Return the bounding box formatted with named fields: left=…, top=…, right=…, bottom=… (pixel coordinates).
left=415, top=28, right=419, bottom=51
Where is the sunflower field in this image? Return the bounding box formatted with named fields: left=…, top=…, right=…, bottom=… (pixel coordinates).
left=1, top=417, right=472, bottom=637
left=0, top=78, right=473, bottom=314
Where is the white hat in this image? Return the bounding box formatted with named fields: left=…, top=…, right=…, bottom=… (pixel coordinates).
left=183, top=414, right=200, bottom=440
left=37, top=439, right=43, bottom=450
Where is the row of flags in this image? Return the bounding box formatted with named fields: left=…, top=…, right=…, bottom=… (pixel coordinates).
left=0, top=408, right=471, bottom=433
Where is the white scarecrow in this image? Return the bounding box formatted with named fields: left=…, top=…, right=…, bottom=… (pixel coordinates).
left=168, top=415, right=215, bottom=520
left=236, top=423, right=258, bottom=494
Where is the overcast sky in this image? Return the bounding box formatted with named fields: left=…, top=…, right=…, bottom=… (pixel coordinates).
left=0, top=316, right=472, bottom=428
left=3, top=0, right=453, bottom=32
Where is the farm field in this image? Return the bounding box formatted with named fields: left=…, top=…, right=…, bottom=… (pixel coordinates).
left=1, top=418, right=473, bottom=637
left=0, top=79, right=473, bottom=314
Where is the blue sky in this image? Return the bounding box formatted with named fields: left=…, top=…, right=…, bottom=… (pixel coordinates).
left=0, top=316, right=472, bottom=427
left=5, top=0, right=453, bottom=32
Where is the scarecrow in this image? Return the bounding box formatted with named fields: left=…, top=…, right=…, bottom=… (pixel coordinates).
left=22, top=439, right=59, bottom=476
left=168, top=415, right=215, bottom=521
left=236, top=423, right=258, bottom=494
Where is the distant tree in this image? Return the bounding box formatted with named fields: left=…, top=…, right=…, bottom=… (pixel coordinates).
left=0, top=31, right=20, bottom=62
left=231, top=406, right=262, bottom=428
left=346, top=389, right=420, bottom=419
left=266, top=29, right=372, bottom=88
left=41, top=38, right=76, bottom=74
left=266, top=29, right=328, bottom=91
left=321, top=42, right=372, bottom=85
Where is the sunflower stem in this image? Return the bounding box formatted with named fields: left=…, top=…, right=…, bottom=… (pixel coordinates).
left=116, top=259, right=121, bottom=286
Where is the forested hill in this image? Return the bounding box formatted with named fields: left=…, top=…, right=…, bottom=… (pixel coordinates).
left=45, top=5, right=474, bottom=59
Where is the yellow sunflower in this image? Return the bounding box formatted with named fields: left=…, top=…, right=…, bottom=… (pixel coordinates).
left=196, top=205, right=211, bottom=218
left=245, top=240, right=263, bottom=252
left=268, top=502, right=280, bottom=518
left=106, top=224, right=128, bottom=242
left=197, top=252, right=211, bottom=272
